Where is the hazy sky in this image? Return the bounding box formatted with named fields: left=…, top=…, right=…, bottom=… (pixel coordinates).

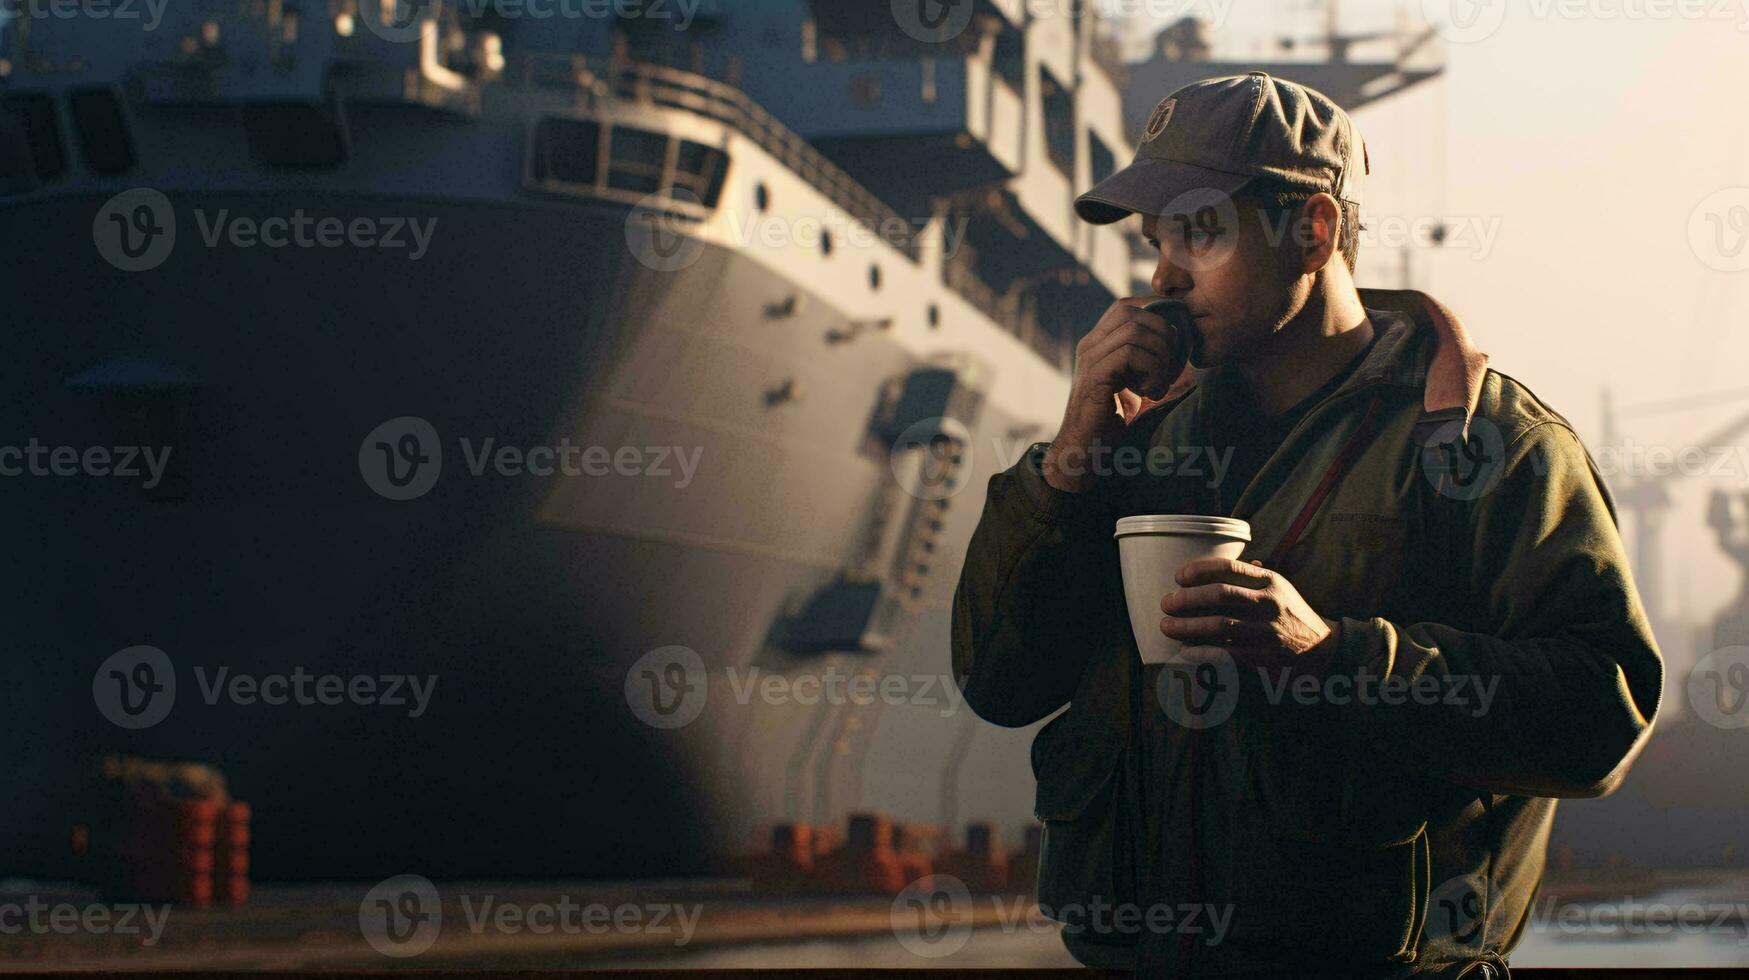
left=1131, top=1, right=1749, bottom=669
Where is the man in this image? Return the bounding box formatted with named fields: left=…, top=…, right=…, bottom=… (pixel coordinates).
left=950, top=72, right=1662, bottom=978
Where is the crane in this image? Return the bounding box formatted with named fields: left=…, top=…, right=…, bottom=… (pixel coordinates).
left=1601, top=385, right=1749, bottom=629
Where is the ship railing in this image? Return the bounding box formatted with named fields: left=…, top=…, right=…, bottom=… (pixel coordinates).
left=598, top=58, right=924, bottom=263
left=944, top=258, right=1033, bottom=350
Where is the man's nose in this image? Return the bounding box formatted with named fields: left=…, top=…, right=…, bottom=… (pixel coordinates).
left=1151, top=249, right=1193, bottom=299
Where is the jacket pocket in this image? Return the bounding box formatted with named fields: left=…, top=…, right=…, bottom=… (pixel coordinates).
left=1227, top=724, right=1432, bottom=964
left=1031, top=710, right=1124, bottom=822
left=1030, top=712, right=1128, bottom=928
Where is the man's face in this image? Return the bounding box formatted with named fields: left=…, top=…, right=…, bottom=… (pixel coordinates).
left=1140, top=195, right=1305, bottom=369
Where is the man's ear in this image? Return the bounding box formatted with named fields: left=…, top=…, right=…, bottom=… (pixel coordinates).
left=1299, top=193, right=1342, bottom=274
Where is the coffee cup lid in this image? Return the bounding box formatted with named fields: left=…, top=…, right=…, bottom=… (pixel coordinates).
left=1113, top=514, right=1252, bottom=541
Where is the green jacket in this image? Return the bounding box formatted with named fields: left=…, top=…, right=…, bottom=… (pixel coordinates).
left=950, top=289, right=1663, bottom=978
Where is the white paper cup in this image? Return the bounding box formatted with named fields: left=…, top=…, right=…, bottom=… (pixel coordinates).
left=1114, top=515, right=1253, bottom=665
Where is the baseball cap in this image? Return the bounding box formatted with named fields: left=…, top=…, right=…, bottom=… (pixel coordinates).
left=1075, top=70, right=1369, bottom=225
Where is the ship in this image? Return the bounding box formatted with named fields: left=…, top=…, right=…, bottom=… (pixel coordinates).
left=1, top=0, right=1445, bottom=884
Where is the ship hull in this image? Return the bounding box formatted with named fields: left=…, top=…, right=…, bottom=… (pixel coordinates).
left=5, top=191, right=1045, bottom=879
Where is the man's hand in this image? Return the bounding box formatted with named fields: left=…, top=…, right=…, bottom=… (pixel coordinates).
left=1159, top=558, right=1341, bottom=672
left=1042, top=297, right=1190, bottom=494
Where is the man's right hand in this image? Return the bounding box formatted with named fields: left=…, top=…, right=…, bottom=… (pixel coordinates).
left=1041, top=297, right=1189, bottom=493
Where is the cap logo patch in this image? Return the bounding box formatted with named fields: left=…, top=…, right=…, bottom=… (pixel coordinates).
left=1144, top=98, right=1177, bottom=142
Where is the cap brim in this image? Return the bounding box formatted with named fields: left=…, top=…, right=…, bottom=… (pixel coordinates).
left=1074, top=158, right=1254, bottom=225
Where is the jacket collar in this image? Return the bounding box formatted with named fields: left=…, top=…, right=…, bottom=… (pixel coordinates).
left=1167, top=287, right=1489, bottom=444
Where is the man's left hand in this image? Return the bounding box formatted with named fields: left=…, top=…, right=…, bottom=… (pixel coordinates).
left=1160, top=558, right=1341, bottom=671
